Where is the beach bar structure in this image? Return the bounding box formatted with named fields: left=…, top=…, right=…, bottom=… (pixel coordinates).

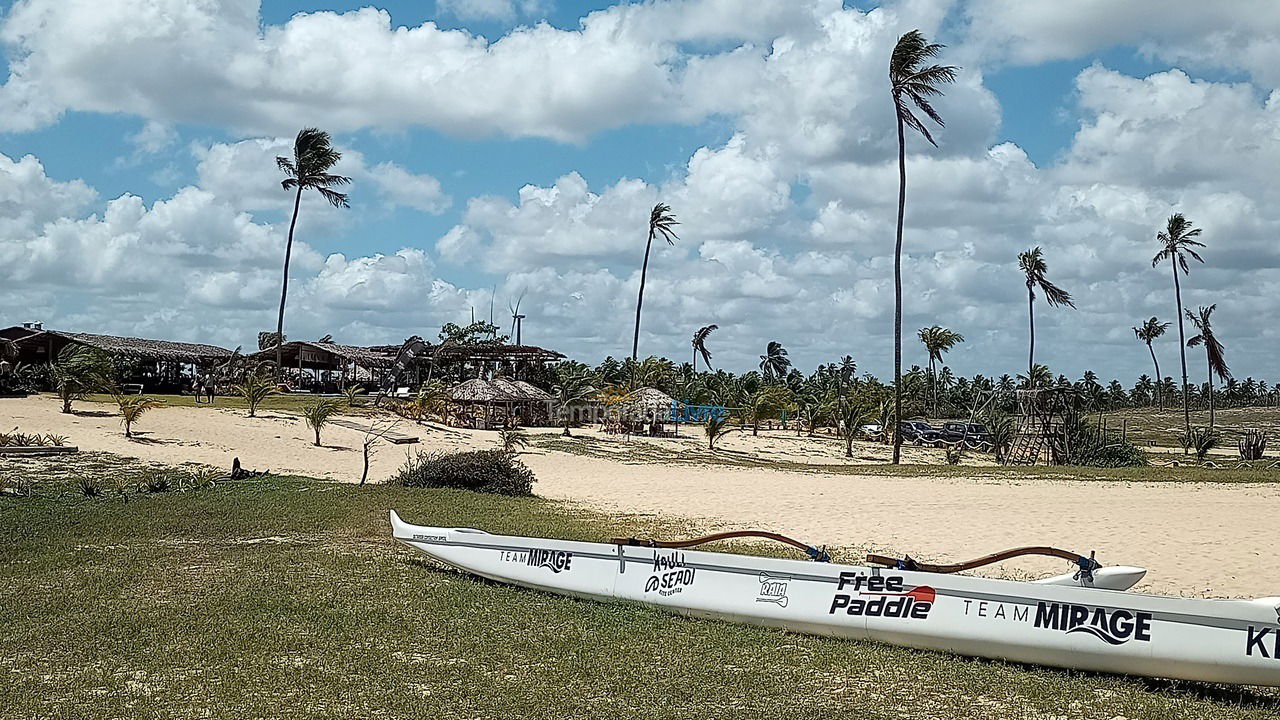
left=2, top=324, right=232, bottom=393
left=249, top=340, right=395, bottom=391
left=446, top=378, right=553, bottom=429
left=369, top=341, right=566, bottom=385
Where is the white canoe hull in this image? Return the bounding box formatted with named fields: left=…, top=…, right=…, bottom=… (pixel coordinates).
left=390, top=512, right=1280, bottom=687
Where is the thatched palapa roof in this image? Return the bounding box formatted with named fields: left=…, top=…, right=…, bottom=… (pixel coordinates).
left=11, top=328, right=232, bottom=364
left=250, top=340, right=394, bottom=369
left=450, top=378, right=552, bottom=403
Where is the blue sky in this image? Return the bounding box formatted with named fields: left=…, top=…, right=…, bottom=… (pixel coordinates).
left=0, top=0, right=1277, bottom=380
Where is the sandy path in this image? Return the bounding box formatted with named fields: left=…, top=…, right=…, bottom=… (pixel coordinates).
left=4, top=395, right=1277, bottom=598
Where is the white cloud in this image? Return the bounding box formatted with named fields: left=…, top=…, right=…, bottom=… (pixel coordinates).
left=963, top=0, right=1280, bottom=85
left=1, top=1, right=1278, bottom=381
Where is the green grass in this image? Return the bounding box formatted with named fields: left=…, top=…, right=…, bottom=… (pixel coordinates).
left=2, top=454, right=1278, bottom=719
left=536, top=435, right=1280, bottom=484
left=79, top=391, right=376, bottom=415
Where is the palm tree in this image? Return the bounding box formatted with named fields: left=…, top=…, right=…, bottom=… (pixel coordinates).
left=233, top=371, right=279, bottom=418
left=49, top=345, right=113, bottom=414
left=552, top=373, right=596, bottom=436
left=1133, top=317, right=1170, bottom=411
left=691, top=324, right=718, bottom=372
left=115, top=395, right=164, bottom=438
left=275, top=128, right=351, bottom=376
left=1186, top=304, right=1230, bottom=428
left=1152, top=213, right=1206, bottom=436
left=631, top=203, right=679, bottom=362
left=917, top=325, right=964, bottom=417
left=759, top=341, right=791, bottom=382
left=889, top=30, right=957, bottom=464
left=302, top=398, right=343, bottom=447
left=1018, top=247, right=1074, bottom=379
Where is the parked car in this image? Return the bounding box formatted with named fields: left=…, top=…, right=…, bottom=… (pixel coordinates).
left=859, top=423, right=883, bottom=438
left=899, top=420, right=941, bottom=444
left=940, top=421, right=993, bottom=447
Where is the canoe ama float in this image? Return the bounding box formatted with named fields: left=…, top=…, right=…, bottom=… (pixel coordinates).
left=390, top=511, right=1280, bottom=687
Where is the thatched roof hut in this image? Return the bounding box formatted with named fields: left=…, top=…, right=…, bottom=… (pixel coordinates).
left=450, top=378, right=509, bottom=403
left=623, top=387, right=676, bottom=412
left=7, top=327, right=232, bottom=365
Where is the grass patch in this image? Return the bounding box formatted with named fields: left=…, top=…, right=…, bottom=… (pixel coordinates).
left=79, top=391, right=381, bottom=416
left=1, top=455, right=1278, bottom=719
left=536, top=435, right=1280, bottom=484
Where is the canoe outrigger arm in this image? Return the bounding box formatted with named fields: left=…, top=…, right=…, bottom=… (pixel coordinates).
left=609, top=530, right=831, bottom=562
left=867, top=547, right=1102, bottom=580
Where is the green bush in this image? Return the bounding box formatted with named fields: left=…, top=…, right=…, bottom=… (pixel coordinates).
left=1061, top=411, right=1148, bottom=467
left=391, top=449, right=536, bottom=497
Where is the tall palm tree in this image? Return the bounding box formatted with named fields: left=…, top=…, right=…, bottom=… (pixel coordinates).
left=759, top=341, right=791, bottom=382
left=917, top=325, right=964, bottom=417
left=275, top=128, right=351, bottom=376
left=691, top=324, right=718, bottom=372
left=889, top=30, right=957, bottom=464
left=1186, top=304, right=1229, bottom=428
left=631, top=203, right=679, bottom=362
left=1018, top=247, right=1074, bottom=380
left=1152, top=213, right=1205, bottom=437
left=1133, top=316, right=1170, bottom=411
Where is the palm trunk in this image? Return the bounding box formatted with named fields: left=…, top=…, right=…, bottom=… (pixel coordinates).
left=1027, top=286, right=1035, bottom=383
left=275, top=185, right=304, bottom=378
left=631, top=229, right=655, bottom=362
left=1172, top=263, right=1190, bottom=437
left=892, top=114, right=906, bottom=465
left=1147, top=342, right=1162, bottom=411
left=314, top=428, right=321, bottom=447
left=1207, top=357, right=1215, bottom=429
left=930, top=358, right=937, bottom=418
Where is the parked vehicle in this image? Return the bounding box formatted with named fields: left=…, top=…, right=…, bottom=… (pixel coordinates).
left=899, top=420, right=941, bottom=444
left=940, top=421, right=993, bottom=448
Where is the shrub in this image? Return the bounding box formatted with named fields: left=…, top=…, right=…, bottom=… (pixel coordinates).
left=1061, top=411, right=1148, bottom=468
left=233, top=372, right=279, bottom=417
left=1180, top=427, right=1219, bottom=461
left=77, top=476, right=102, bottom=498
left=943, top=444, right=964, bottom=465
left=499, top=427, right=529, bottom=454
left=391, top=449, right=535, bottom=497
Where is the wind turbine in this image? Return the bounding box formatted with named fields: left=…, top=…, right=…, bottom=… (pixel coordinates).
left=508, top=290, right=526, bottom=345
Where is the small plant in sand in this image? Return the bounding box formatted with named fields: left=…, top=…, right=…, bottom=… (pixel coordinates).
left=234, top=372, right=279, bottom=417
left=77, top=476, right=102, bottom=499
left=499, top=426, right=529, bottom=454
left=342, top=385, right=366, bottom=407
left=704, top=414, right=730, bottom=451
left=115, top=395, right=164, bottom=438
left=302, top=399, right=343, bottom=447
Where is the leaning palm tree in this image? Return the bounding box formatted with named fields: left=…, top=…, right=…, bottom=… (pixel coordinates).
left=1133, top=317, right=1170, bottom=411
left=274, top=128, right=351, bottom=376
left=631, top=203, right=679, bottom=362
left=1186, top=304, right=1230, bottom=429
left=917, top=325, right=964, bottom=417
left=759, top=341, right=791, bottom=383
left=1018, top=247, right=1074, bottom=380
left=1152, top=213, right=1206, bottom=436
left=691, top=324, right=717, bottom=372
left=889, top=30, right=957, bottom=464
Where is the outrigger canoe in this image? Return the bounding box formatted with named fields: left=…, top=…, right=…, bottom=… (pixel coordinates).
left=390, top=511, right=1280, bottom=687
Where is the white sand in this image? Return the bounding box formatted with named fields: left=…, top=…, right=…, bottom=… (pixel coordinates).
left=4, top=395, right=1277, bottom=598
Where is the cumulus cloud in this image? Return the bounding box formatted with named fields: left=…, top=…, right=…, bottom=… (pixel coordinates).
left=963, top=0, right=1280, bottom=85
left=1, top=0, right=1277, bottom=381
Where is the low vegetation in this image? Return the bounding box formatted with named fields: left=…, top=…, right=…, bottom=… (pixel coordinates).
left=1, top=461, right=1276, bottom=719
left=114, top=394, right=165, bottom=438
left=0, top=429, right=68, bottom=447
left=301, top=398, right=343, bottom=446
left=392, top=448, right=535, bottom=496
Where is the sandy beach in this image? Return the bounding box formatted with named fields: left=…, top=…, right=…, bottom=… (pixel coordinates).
left=4, top=394, right=1277, bottom=599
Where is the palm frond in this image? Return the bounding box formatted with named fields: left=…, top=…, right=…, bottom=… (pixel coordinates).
left=317, top=187, right=350, bottom=209
left=1039, top=280, right=1075, bottom=308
